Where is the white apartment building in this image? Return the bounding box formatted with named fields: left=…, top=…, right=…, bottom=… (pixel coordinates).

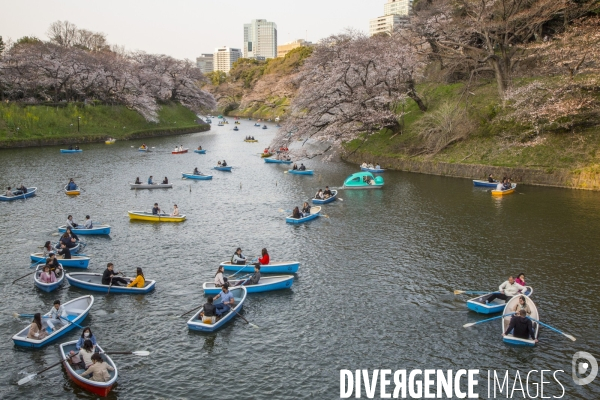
left=369, top=0, right=412, bottom=36
left=243, top=19, right=278, bottom=59
left=213, top=46, right=242, bottom=74
left=196, top=53, right=214, bottom=74
left=384, top=0, right=412, bottom=16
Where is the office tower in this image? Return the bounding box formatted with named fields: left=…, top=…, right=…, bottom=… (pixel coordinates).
left=243, top=19, right=278, bottom=59
left=369, top=0, right=412, bottom=36
left=196, top=54, right=214, bottom=74
left=213, top=46, right=242, bottom=74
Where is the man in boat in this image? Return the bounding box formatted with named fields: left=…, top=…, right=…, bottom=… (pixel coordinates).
left=67, top=215, right=78, bottom=228
left=299, top=163, right=306, bottom=171
left=213, top=285, right=235, bottom=317
left=243, top=264, right=261, bottom=286
left=504, top=178, right=512, bottom=190
left=67, top=179, right=77, bottom=191
left=485, top=276, right=526, bottom=304
left=14, top=184, right=27, bottom=195
left=46, top=252, right=63, bottom=276
left=171, top=204, right=179, bottom=216
left=83, top=215, right=93, bottom=229
left=222, top=160, right=228, bottom=167
left=488, top=174, right=495, bottom=183
left=5, top=186, right=14, bottom=197
left=135, top=177, right=141, bottom=184
left=152, top=203, right=161, bottom=215
left=199, top=297, right=216, bottom=324
left=193, top=167, right=201, bottom=175
left=198, top=145, right=202, bottom=150
left=47, top=299, right=68, bottom=332
left=57, top=243, right=72, bottom=259
left=503, top=310, right=538, bottom=343
left=148, top=176, right=154, bottom=185
left=75, top=145, right=80, bottom=150
left=323, top=186, right=332, bottom=198
left=232, top=248, right=247, bottom=265
left=102, top=263, right=129, bottom=286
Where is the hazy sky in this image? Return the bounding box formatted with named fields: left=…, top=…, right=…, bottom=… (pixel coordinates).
left=1, top=0, right=379, bottom=60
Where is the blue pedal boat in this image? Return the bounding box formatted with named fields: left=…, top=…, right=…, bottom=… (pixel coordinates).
left=30, top=253, right=90, bottom=268
left=286, top=206, right=321, bottom=224
left=312, top=190, right=337, bottom=204
left=66, top=272, right=156, bottom=294
left=361, top=166, right=385, bottom=173
left=342, top=172, right=384, bottom=189
left=473, top=180, right=499, bottom=188
left=182, top=172, right=213, bottom=180
left=466, top=286, right=533, bottom=314
left=288, top=169, right=314, bottom=175
left=501, top=296, right=539, bottom=346
left=187, top=287, right=247, bottom=332
left=265, top=158, right=292, bottom=164
left=0, top=187, right=37, bottom=201
left=221, top=261, right=300, bottom=274
left=12, top=295, right=94, bottom=348
left=34, top=263, right=65, bottom=292
left=194, top=149, right=207, bottom=154
left=213, top=166, right=232, bottom=172
left=58, top=225, right=111, bottom=235
left=60, top=149, right=83, bottom=153
left=203, top=275, right=294, bottom=294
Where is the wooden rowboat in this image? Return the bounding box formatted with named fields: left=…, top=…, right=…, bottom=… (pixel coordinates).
left=128, top=210, right=186, bottom=222
left=502, top=296, right=539, bottom=346
left=264, top=158, right=292, bottom=164
left=221, top=261, right=300, bottom=274
left=60, top=149, right=82, bottom=153
left=59, top=341, right=117, bottom=397
left=288, top=169, right=314, bottom=175
left=312, top=190, right=338, bottom=204
left=202, top=275, right=294, bottom=294
left=182, top=172, right=213, bottom=180
left=466, top=286, right=533, bottom=314
left=0, top=187, right=37, bottom=201
left=58, top=225, right=111, bottom=235
left=286, top=206, right=321, bottom=224
left=244, top=139, right=258, bottom=142
left=64, top=185, right=81, bottom=196
left=492, top=183, right=517, bottom=196
left=34, top=263, right=65, bottom=292
left=187, top=287, right=247, bottom=332
left=172, top=148, right=189, bottom=154
left=30, top=253, right=90, bottom=268
left=129, top=183, right=173, bottom=189
left=66, top=272, right=156, bottom=294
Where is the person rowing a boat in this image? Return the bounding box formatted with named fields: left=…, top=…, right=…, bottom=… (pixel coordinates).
left=299, top=163, right=306, bottom=171
left=83, top=215, right=93, bottom=229
left=323, top=186, right=332, bottom=199
left=171, top=204, right=179, bottom=217
left=487, top=174, right=495, bottom=183
left=315, top=189, right=324, bottom=200
left=80, top=353, right=115, bottom=382
left=135, top=177, right=141, bottom=184
left=57, top=243, right=72, bottom=259
left=199, top=297, right=217, bottom=323
left=59, top=232, right=77, bottom=249
left=46, top=252, right=63, bottom=275
left=292, top=206, right=301, bottom=219
left=503, top=310, right=538, bottom=343
left=15, top=184, right=27, bottom=195
left=67, top=215, right=78, bottom=228
left=148, top=176, right=154, bottom=185
left=47, top=299, right=67, bottom=332
left=66, top=179, right=77, bottom=191
left=484, top=276, right=526, bottom=304
left=213, top=285, right=235, bottom=317
left=102, top=262, right=129, bottom=286
left=243, top=264, right=261, bottom=286
left=152, top=203, right=161, bottom=215
left=232, top=248, right=247, bottom=265
left=222, top=160, right=228, bottom=167
left=162, top=176, right=169, bottom=184
left=301, top=202, right=311, bottom=217
left=197, top=145, right=203, bottom=150
left=193, top=167, right=201, bottom=175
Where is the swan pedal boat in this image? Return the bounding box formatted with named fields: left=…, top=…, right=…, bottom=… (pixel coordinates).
left=172, top=148, right=189, bottom=154
left=213, top=166, right=232, bottom=171
left=194, top=149, right=206, bottom=154
left=288, top=169, right=314, bottom=175
left=472, top=180, right=499, bottom=188
left=342, top=172, right=384, bottom=189
left=59, top=341, right=117, bottom=397
left=129, top=183, right=173, bottom=189
left=182, top=172, right=213, bottom=180
left=64, top=185, right=81, bottom=196
left=30, top=253, right=90, bottom=268
left=360, top=166, right=385, bottom=173
left=221, top=260, right=300, bottom=274
left=60, top=149, right=82, bottom=153
left=203, top=275, right=294, bottom=294
left=286, top=206, right=321, bottom=224
left=12, top=295, right=94, bottom=348
left=187, top=287, right=247, bottom=332
left=34, top=263, right=65, bottom=292
left=264, top=158, right=292, bottom=164
left=502, top=296, right=539, bottom=346
left=466, top=286, right=533, bottom=314
left=59, top=225, right=111, bottom=235
left=0, top=187, right=37, bottom=201
left=128, top=211, right=186, bottom=222
left=66, top=272, right=156, bottom=294
left=312, top=190, right=338, bottom=204
left=492, top=183, right=517, bottom=196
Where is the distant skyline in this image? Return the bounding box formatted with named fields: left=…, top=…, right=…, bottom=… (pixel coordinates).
left=1, top=0, right=376, bottom=60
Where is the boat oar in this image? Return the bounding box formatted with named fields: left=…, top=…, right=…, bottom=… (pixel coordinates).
left=60, top=316, right=85, bottom=330
left=179, top=304, right=203, bottom=318
left=454, top=290, right=497, bottom=295
left=30, top=259, right=44, bottom=269
left=12, top=270, right=36, bottom=284
left=227, top=264, right=251, bottom=278
left=18, top=355, right=74, bottom=385
left=228, top=305, right=259, bottom=329
left=13, top=312, right=49, bottom=319
left=463, top=313, right=515, bottom=328
left=101, top=350, right=151, bottom=356
left=527, top=316, right=576, bottom=341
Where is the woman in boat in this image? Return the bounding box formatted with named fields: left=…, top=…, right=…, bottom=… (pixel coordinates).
left=127, top=267, right=145, bottom=288
left=162, top=176, right=169, bottom=184
left=42, top=241, right=53, bottom=257
left=292, top=207, right=301, bottom=219
left=135, top=177, right=141, bottom=184
left=361, top=162, right=367, bottom=168
left=512, top=295, right=532, bottom=316
left=504, top=177, right=513, bottom=190
left=323, top=186, right=332, bottom=198
left=46, top=253, right=62, bottom=275
left=67, top=215, right=78, bottom=228
left=258, top=248, right=270, bottom=265
left=66, top=227, right=80, bottom=241
left=193, top=167, right=201, bottom=175
left=301, top=202, right=311, bottom=216
left=197, top=145, right=203, bottom=150
left=292, top=163, right=298, bottom=170
left=515, top=273, right=526, bottom=287
left=214, top=266, right=228, bottom=287
left=27, top=313, right=47, bottom=340
left=72, top=339, right=95, bottom=370
left=315, top=189, right=324, bottom=200
left=231, top=248, right=247, bottom=265
left=39, top=265, right=57, bottom=283
left=217, top=161, right=222, bottom=167
left=171, top=204, right=179, bottom=217
left=80, top=353, right=115, bottom=382
left=75, top=327, right=97, bottom=350
left=60, top=232, right=77, bottom=249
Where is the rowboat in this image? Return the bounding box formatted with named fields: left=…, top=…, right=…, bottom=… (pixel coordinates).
left=172, top=148, right=189, bottom=154
left=128, top=211, right=186, bottom=222
left=244, top=139, right=258, bottom=143
left=58, top=225, right=111, bottom=235
left=492, top=183, right=517, bottom=196
left=59, top=341, right=117, bottom=397
left=194, top=149, right=206, bottom=154
left=129, top=183, right=173, bottom=189
left=30, top=253, right=90, bottom=268
left=221, top=261, right=300, bottom=274
left=264, top=158, right=292, bottom=164
left=105, top=139, right=116, bottom=144
left=64, top=185, right=80, bottom=196
left=187, top=287, right=247, bottom=332
left=233, top=127, right=239, bottom=131
left=182, top=172, right=213, bottom=180
left=288, top=169, right=314, bottom=175
left=138, top=147, right=149, bottom=152
left=342, top=172, right=384, bottom=189
left=262, top=125, right=267, bottom=129
left=60, top=149, right=82, bottom=153
left=203, top=275, right=294, bottom=294
left=0, top=187, right=37, bottom=201
left=502, top=296, right=539, bottom=346
left=66, top=272, right=156, bottom=294
left=261, top=153, right=272, bottom=158
left=218, top=123, right=224, bottom=126
left=254, top=123, right=261, bottom=127
left=12, top=295, right=94, bottom=348
left=213, top=166, right=232, bottom=172
left=473, top=180, right=499, bottom=188
left=312, top=190, right=338, bottom=204
left=466, top=286, right=533, bottom=314
left=360, top=166, right=385, bottom=173
left=54, top=241, right=81, bottom=254
left=286, top=206, right=321, bottom=224
left=34, top=263, right=65, bottom=292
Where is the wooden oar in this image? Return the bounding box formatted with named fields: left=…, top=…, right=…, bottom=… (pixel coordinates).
left=13, top=312, right=49, bottom=319
left=454, top=290, right=497, bottom=295
left=227, top=263, right=252, bottom=278
left=228, top=305, right=258, bottom=328
left=12, top=270, right=37, bottom=284
left=179, top=304, right=203, bottom=318
left=527, top=316, right=576, bottom=341
left=102, top=350, right=150, bottom=356
left=463, top=313, right=515, bottom=328
left=60, top=316, right=84, bottom=330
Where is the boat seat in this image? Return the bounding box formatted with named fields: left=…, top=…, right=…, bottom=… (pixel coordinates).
left=67, top=308, right=87, bottom=316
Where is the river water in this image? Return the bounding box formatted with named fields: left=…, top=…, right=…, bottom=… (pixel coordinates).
left=1, top=122, right=599, bottom=399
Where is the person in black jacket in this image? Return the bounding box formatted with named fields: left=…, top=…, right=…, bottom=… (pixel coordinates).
left=503, top=310, right=538, bottom=342
left=101, top=263, right=129, bottom=286
left=57, top=243, right=72, bottom=259
left=199, top=297, right=216, bottom=323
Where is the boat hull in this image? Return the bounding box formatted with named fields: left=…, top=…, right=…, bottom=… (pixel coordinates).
left=194, top=149, right=206, bottom=154
left=360, top=167, right=385, bottom=173
left=213, top=166, right=232, bottom=171
left=288, top=169, right=314, bottom=175
left=312, top=190, right=337, bottom=204
left=182, top=173, right=212, bottom=180
left=264, top=158, right=292, bottom=164
left=58, top=225, right=111, bottom=235
left=172, top=149, right=189, bottom=154
left=0, top=187, right=37, bottom=201
left=502, top=296, right=539, bottom=346
left=64, top=185, right=80, bottom=196
left=466, top=287, right=533, bottom=314
left=203, top=275, right=294, bottom=294
left=129, top=183, right=173, bottom=189
left=59, top=341, right=117, bottom=397
left=221, top=261, right=300, bottom=274
left=138, top=147, right=149, bottom=152
left=492, top=184, right=517, bottom=196
left=30, top=253, right=90, bottom=268
left=286, top=206, right=321, bottom=224
left=187, top=287, right=247, bottom=332
left=60, top=149, right=82, bottom=153
left=261, top=153, right=272, bottom=158
left=34, top=264, right=65, bottom=292
left=105, top=139, right=116, bottom=144
left=66, top=272, right=156, bottom=294
left=128, top=211, right=186, bottom=222
left=244, top=140, right=258, bottom=142
left=473, top=180, right=498, bottom=188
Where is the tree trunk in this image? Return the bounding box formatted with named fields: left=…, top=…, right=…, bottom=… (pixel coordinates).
left=488, top=58, right=507, bottom=98
left=406, top=81, right=427, bottom=112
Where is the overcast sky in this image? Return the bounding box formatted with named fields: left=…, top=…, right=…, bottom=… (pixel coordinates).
left=1, top=0, right=379, bottom=60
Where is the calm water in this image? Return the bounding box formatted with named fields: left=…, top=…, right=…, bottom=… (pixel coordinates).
left=1, top=122, right=599, bottom=399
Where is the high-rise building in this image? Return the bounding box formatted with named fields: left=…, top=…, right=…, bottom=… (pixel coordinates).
left=196, top=53, right=214, bottom=74
left=277, top=39, right=312, bottom=58
left=369, top=0, right=412, bottom=36
left=243, top=19, right=278, bottom=59
left=384, top=0, right=412, bottom=16
left=213, top=46, right=242, bottom=74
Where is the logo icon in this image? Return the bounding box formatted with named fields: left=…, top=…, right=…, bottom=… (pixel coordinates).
left=572, top=351, right=598, bottom=386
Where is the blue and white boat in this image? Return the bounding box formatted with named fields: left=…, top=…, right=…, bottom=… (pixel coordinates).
left=312, top=190, right=338, bottom=204
left=33, top=263, right=65, bottom=292
left=66, top=272, right=156, bottom=294
left=203, top=275, right=294, bottom=294
left=60, top=149, right=83, bottom=153
left=12, top=295, right=94, bottom=348
left=286, top=206, right=321, bottom=224
left=288, top=169, right=314, bottom=175
left=58, top=225, right=111, bottom=235
left=0, top=187, right=37, bottom=201
left=262, top=125, right=267, bottom=129
left=194, top=149, right=207, bottom=154
left=501, top=295, right=539, bottom=346
left=30, top=253, right=90, bottom=268
left=187, top=287, right=247, bottom=332
left=213, top=166, right=232, bottom=172
left=473, top=180, right=499, bottom=188
left=182, top=172, right=213, bottom=180
left=361, top=166, right=385, bottom=173
left=466, top=286, right=533, bottom=314
left=264, top=158, right=292, bottom=164
left=138, top=147, right=149, bottom=152
left=221, top=261, right=300, bottom=274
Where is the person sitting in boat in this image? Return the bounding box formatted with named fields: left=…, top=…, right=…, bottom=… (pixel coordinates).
left=197, top=145, right=203, bottom=150
left=75, top=145, right=80, bottom=150
left=135, top=177, right=141, bottom=184
left=46, top=299, right=67, bottom=332
left=515, top=273, right=526, bottom=287
left=67, top=179, right=77, bottom=191
left=292, top=163, right=298, bottom=170
left=222, top=160, right=228, bottom=167
left=141, top=144, right=147, bottom=149
left=511, top=295, right=532, bottom=316
left=292, top=206, right=301, bottom=219
left=152, top=203, right=161, bottom=215
left=60, top=232, right=77, bottom=249
left=258, top=248, right=270, bottom=265
left=214, top=266, right=228, bottom=288
left=45, top=252, right=63, bottom=275
left=80, top=353, right=115, bottom=382
left=66, top=227, right=80, bottom=242
left=301, top=202, right=311, bottom=217
left=68, top=145, right=73, bottom=150
left=71, top=339, right=96, bottom=370
left=14, top=184, right=27, bottom=195
left=162, top=176, right=169, bottom=184
left=213, top=285, right=235, bottom=317
left=244, top=264, right=261, bottom=286
left=285, top=155, right=291, bottom=161
left=179, top=145, right=184, bottom=152
left=27, top=313, right=48, bottom=340
left=75, top=327, right=97, bottom=351
left=127, top=267, right=145, bottom=288
left=217, top=161, right=222, bottom=167
left=361, top=162, right=368, bottom=168
left=67, top=214, right=78, bottom=228
left=102, top=262, right=129, bottom=286
left=503, top=310, right=538, bottom=343
left=174, top=146, right=179, bottom=152
left=171, top=204, right=179, bottom=216
left=83, top=215, right=93, bottom=229
left=39, top=265, right=57, bottom=283
left=315, top=189, right=324, bottom=200
left=251, top=136, right=255, bottom=140
left=323, top=186, right=332, bottom=198
left=504, top=178, right=512, bottom=190
left=299, top=163, right=306, bottom=171
left=264, top=148, right=270, bottom=153
left=484, top=276, right=526, bottom=304
left=231, top=248, right=247, bottom=265
left=487, top=174, right=495, bottom=183
left=57, top=243, right=72, bottom=259
left=4, top=186, right=14, bottom=197
left=375, top=164, right=381, bottom=169
left=193, top=167, right=201, bottom=175
left=199, top=297, right=217, bottom=324
left=42, top=241, right=53, bottom=257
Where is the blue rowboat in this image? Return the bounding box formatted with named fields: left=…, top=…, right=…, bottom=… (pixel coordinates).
left=60, top=149, right=82, bottom=153
left=187, top=287, right=247, bottom=332
left=473, top=180, right=499, bottom=188
left=30, top=253, right=90, bottom=268
left=58, top=225, right=111, bottom=235
left=213, top=166, right=232, bottom=172
left=12, top=295, right=94, bottom=348
left=182, top=172, right=213, bottom=180
left=502, top=296, right=539, bottom=346
left=203, top=275, right=294, bottom=295
left=466, top=286, right=533, bottom=314
left=138, top=147, right=149, bottom=152
left=221, top=261, right=300, bottom=274
left=34, top=263, right=65, bottom=292
left=0, top=187, right=37, bottom=201
left=286, top=206, right=321, bottom=224
left=264, top=158, right=292, bottom=164
left=254, top=123, right=260, bottom=127
left=54, top=241, right=81, bottom=254
left=288, top=169, right=314, bottom=175
left=262, top=125, right=267, bottom=129
left=312, top=190, right=338, bottom=204
left=194, top=149, right=206, bottom=154
left=360, top=166, right=385, bottom=173
left=66, top=272, right=156, bottom=294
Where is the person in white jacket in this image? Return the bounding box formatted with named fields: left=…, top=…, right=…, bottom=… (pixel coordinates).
left=46, top=299, right=68, bottom=331
left=485, top=276, right=526, bottom=304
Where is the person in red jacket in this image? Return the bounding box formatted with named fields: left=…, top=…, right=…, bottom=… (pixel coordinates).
left=258, top=248, right=270, bottom=265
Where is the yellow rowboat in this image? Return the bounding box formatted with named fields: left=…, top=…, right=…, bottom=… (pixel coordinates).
left=244, top=139, right=258, bottom=143
left=64, top=185, right=81, bottom=196
left=105, top=139, right=116, bottom=144
left=128, top=211, right=186, bottom=222
left=491, top=183, right=516, bottom=196
left=261, top=153, right=272, bottom=158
